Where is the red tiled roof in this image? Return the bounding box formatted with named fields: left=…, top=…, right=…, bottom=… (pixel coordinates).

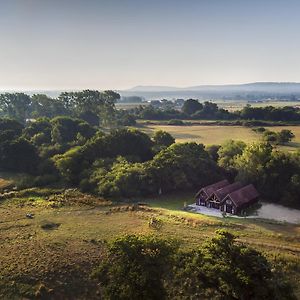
left=196, top=179, right=229, bottom=198
left=224, top=184, right=259, bottom=207
left=213, top=182, right=243, bottom=201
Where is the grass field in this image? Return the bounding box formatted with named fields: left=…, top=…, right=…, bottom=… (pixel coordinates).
left=213, top=100, right=300, bottom=111
left=139, top=123, right=300, bottom=150
left=1, top=190, right=300, bottom=299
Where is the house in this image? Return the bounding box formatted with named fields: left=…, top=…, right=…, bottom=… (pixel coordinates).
left=220, top=184, right=259, bottom=214
left=195, top=179, right=229, bottom=206
left=206, top=182, right=243, bottom=209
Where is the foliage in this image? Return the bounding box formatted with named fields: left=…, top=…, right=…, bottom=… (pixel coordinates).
left=152, top=130, right=175, bottom=152
left=0, top=93, right=31, bottom=123
left=93, top=231, right=295, bottom=300
left=93, top=234, right=177, bottom=300
left=182, top=99, right=203, bottom=115
left=206, top=144, right=221, bottom=162
left=218, top=140, right=246, bottom=169
left=93, top=158, right=154, bottom=197
left=173, top=230, right=295, bottom=300
left=260, top=129, right=295, bottom=145
left=167, top=119, right=184, bottom=125
left=0, top=90, right=120, bottom=126
left=218, top=141, right=300, bottom=208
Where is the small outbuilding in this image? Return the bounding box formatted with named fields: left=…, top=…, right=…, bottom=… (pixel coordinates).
left=220, top=184, right=259, bottom=214
left=195, top=179, right=229, bottom=206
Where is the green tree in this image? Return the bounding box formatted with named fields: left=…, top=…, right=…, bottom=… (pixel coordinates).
left=58, top=90, right=120, bottom=126
left=149, top=142, right=221, bottom=193
left=152, top=130, right=175, bottom=152
left=174, top=230, right=295, bottom=300
left=93, top=235, right=177, bottom=300
left=30, top=94, right=69, bottom=118
left=234, top=142, right=273, bottom=190
left=50, top=116, right=95, bottom=145
left=277, top=129, right=295, bottom=144
left=95, top=157, right=153, bottom=197
left=182, top=99, right=203, bottom=115
left=0, top=93, right=31, bottom=123
left=206, top=144, right=221, bottom=162
left=0, top=137, right=39, bottom=173
left=218, top=140, right=246, bottom=169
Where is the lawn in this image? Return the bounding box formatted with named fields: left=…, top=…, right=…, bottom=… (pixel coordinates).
left=139, top=123, right=300, bottom=150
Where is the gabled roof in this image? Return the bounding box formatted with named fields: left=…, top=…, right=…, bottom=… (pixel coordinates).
left=212, top=182, right=243, bottom=201
left=224, top=184, right=259, bottom=208
left=196, top=179, right=229, bottom=198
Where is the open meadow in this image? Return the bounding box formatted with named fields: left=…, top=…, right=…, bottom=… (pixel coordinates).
left=0, top=190, right=300, bottom=298
left=139, top=123, right=300, bottom=151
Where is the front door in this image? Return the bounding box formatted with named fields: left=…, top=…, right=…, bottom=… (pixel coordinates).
left=226, top=205, right=233, bottom=213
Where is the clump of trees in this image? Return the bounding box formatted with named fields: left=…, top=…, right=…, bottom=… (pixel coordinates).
left=216, top=140, right=300, bottom=208
left=93, top=231, right=295, bottom=300
left=253, top=127, right=295, bottom=145
left=57, top=139, right=223, bottom=198
left=264, top=129, right=295, bottom=144
left=0, top=90, right=121, bottom=126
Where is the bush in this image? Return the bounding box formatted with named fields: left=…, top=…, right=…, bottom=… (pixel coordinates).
left=167, top=119, right=184, bottom=125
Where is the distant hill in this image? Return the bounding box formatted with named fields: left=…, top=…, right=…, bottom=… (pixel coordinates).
left=122, top=82, right=300, bottom=100
left=2, top=82, right=300, bottom=100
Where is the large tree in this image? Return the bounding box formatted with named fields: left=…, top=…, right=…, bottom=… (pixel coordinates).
left=58, top=90, right=120, bottom=126
left=93, top=235, right=177, bottom=300
left=0, top=93, right=31, bottom=123
left=182, top=99, right=203, bottom=115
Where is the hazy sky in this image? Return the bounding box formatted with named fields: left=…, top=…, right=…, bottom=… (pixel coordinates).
left=1, top=0, right=300, bottom=90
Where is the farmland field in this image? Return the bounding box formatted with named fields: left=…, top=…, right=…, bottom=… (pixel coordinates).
left=139, top=123, right=300, bottom=150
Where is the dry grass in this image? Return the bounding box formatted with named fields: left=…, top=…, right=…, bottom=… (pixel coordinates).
left=1, top=194, right=300, bottom=298
left=141, top=123, right=300, bottom=150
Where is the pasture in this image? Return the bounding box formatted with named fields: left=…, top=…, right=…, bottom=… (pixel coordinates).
left=140, top=123, right=300, bottom=150
left=1, top=192, right=300, bottom=298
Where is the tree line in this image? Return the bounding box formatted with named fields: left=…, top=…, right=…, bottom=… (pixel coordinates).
left=133, top=99, right=300, bottom=122
left=1, top=115, right=299, bottom=209
left=1, top=92, right=300, bottom=125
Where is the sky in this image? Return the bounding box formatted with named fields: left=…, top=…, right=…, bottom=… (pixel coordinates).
left=1, top=0, right=300, bottom=90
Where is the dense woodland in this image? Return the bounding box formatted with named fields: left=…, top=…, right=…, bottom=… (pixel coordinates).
left=0, top=93, right=300, bottom=208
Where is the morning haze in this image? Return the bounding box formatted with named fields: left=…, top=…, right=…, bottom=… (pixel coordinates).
left=1, top=0, right=300, bottom=90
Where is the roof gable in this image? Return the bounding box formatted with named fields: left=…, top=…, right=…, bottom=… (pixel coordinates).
left=225, top=184, right=259, bottom=207
left=213, top=182, right=243, bottom=201
left=196, top=179, right=229, bottom=198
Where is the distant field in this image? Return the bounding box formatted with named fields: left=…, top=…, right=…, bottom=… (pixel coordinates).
left=116, top=100, right=300, bottom=111
left=213, top=100, right=300, bottom=111
left=140, top=123, right=300, bottom=150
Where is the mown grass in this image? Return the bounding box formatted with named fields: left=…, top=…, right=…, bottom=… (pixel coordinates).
left=1, top=190, right=300, bottom=299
